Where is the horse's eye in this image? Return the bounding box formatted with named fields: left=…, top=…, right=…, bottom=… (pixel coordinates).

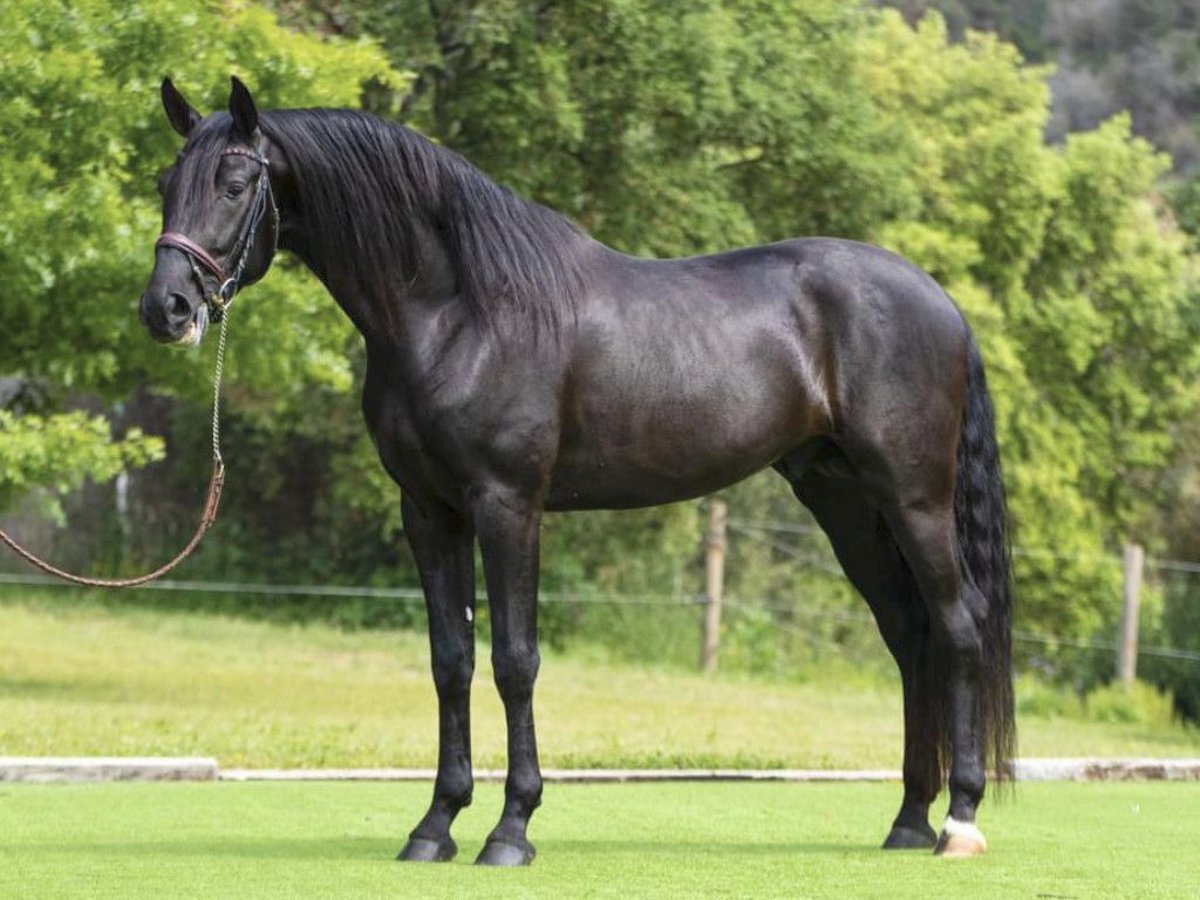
left=224, top=182, right=247, bottom=199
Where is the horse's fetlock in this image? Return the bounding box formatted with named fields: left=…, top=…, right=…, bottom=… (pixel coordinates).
left=439, top=784, right=473, bottom=813
left=507, top=770, right=544, bottom=809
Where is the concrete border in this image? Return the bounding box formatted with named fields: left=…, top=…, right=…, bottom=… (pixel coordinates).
left=0, top=757, right=218, bottom=783
left=3, top=758, right=1198, bottom=784
left=218, top=767, right=903, bottom=783
left=1013, top=757, right=1200, bottom=782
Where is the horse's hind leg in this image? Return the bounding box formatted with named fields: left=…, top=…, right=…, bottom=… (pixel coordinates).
left=397, top=495, right=477, bottom=863
left=777, top=453, right=938, bottom=850
left=847, top=444, right=991, bottom=857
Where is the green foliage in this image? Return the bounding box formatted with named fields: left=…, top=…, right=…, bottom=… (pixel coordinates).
left=859, top=12, right=1200, bottom=644
left=1140, top=570, right=1200, bottom=722
left=0, top=411, right=162, bottom=521
left=1015, top=672, right=1081, bottom=719
left=1083, top=680, right=1177, bottom=727
left=5, top=0, right=1200, bottom=702
left=1016, top=672, right=1178, bottom=728
left=0, top=0, right=401, bottom=515
left=349, top=0, right=901, bottom=253
left=1167, top=175, right=1200, bottom=246
left=386, top=3, right=1199, bottom=659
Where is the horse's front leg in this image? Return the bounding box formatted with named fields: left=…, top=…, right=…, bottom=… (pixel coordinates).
left=397, top=495, right=477, bottom=863
left=471, top=487, right=543, bottom=866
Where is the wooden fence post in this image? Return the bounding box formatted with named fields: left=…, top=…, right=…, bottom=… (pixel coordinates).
left=1117, top=541, right=1144, bottom=689
left=700, top=500, right=727, bottom=673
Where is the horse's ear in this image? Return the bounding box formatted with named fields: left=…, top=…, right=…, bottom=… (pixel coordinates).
left=229, top=76, right=259, bottom=140
left=161, top=77, right=200, bottom=138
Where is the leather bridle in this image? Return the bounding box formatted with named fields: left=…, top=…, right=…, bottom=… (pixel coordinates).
left=155, top=145, right=279, bottom=323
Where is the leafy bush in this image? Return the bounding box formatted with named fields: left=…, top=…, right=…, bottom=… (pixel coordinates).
left=1015, top=673, right=1082, bottom=719
left=1083, top=680, right=1177, bottom=727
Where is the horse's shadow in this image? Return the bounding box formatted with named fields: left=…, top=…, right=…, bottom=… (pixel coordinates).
left=16, top=837, right=390, bottom=862
left=547, top=839, right=878, bottom=858
left=17, top=837, right=873, bottom=861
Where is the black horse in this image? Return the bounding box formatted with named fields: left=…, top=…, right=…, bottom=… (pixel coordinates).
left=141, top=78, right=1014, bottom=865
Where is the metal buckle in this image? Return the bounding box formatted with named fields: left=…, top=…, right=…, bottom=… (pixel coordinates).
left=207, top=286, right=232, bottom=323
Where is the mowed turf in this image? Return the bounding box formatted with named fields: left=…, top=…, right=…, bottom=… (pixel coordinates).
left=1, top=781, right=1198, bottom=899
left=2, top=595, right=1199, bottom=769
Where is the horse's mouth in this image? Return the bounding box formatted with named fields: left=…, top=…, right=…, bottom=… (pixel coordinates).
left=172, top=305, right=209, bottom=347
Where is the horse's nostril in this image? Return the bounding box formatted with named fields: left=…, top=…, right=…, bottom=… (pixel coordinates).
left=167, top=292, right=193, bottom=323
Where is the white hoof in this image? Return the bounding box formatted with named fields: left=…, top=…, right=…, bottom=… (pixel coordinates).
left=934, top=816, right=988, bottom=858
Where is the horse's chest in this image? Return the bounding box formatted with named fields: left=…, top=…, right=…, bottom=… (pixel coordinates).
left=361, top=383, right=457, bottom=503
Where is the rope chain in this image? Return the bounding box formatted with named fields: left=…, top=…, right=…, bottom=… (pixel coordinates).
left=0, top=314, right=230, bottom=588
left=211, top=312, right=228, bottom=464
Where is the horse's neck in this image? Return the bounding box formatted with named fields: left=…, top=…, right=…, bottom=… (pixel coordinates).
left=281, top=209, right=462, bottom=348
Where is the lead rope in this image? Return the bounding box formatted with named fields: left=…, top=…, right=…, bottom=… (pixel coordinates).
left=0, top=313, right=230, bottom=588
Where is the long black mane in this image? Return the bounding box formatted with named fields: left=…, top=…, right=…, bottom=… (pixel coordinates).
left=186, top=109, right=589, bottom=332
left=263, top=109, right=589, bottom=331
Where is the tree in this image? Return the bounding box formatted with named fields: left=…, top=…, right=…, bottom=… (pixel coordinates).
left=0, top=0, right=401, bottom=524
left=9, top=1, right=1198, bottom=684
left=244, top=2, right=1200, bottom=658
left=861, top=12, right=1200, bottom=642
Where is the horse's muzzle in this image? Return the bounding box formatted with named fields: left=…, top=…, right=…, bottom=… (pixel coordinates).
left=140, top=287, right=203, bottom=344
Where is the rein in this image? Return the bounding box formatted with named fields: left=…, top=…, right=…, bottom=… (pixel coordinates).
left=0, top=315, right=229, bottom=587
left=0, top=146, right=275, bottom=588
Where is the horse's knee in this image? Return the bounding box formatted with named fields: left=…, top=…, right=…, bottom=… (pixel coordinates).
left=432, top=644, right=473, bottom=698
left=492, top=644, right=540, bottom=698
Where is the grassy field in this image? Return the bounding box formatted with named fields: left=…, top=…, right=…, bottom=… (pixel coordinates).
left=2, top=592, right=1199, bottom=768
left=4, top=592, right=1200, bottom=897
left=1, top=781, right=1198, bottom=899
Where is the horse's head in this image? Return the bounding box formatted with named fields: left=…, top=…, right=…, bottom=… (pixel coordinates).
left=140, top=77, right=279, bottom=345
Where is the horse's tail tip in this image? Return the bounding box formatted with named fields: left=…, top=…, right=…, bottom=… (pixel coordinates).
left=954, top=334, right=1017, bottom=782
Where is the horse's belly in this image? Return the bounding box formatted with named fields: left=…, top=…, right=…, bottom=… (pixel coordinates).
left=544, top=456, right=773, bottom=510
left=544, top=391, right=823, bottom=510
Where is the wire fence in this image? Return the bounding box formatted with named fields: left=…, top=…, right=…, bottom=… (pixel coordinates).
left=3, top=512, right=1199, bottom=666
left=725, top=515, right=1200, bottom=667
left=0, top=571, right=699, bottom=608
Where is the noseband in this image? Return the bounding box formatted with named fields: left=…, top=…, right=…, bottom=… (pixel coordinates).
left=155, top=145, right=279, bottom=322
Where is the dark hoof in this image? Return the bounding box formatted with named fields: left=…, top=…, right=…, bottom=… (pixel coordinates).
left=397, top=836, right=457, bottom=863
left=474, top=840, right=535, bottom=867
left=882, top=823, right=938, bottom=850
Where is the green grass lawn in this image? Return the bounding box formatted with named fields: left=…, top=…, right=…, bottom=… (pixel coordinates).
left=2, top=592, right=1199, bottom=768
left=2, top=781, right=1198, bottom=899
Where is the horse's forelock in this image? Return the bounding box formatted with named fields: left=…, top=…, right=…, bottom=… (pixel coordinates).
left=170, top=115, right=235, bottom=220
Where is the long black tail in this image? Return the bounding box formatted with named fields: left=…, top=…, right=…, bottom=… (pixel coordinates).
left=952, top=334, right=1016, bottom=783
